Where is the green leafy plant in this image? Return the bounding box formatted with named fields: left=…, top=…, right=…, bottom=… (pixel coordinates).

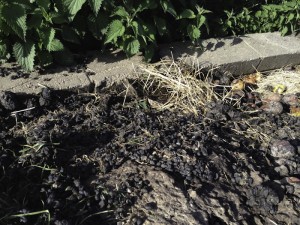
left=0, top=0, right=104, bottom=71
left=221, top=0, right=300, bottom=36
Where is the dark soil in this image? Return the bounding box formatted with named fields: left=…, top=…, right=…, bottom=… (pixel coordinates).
left=0, top=72, right=300, bottom=225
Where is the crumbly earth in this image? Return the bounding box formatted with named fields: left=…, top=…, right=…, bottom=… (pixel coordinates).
left=0, top=76, right=299, bottom=225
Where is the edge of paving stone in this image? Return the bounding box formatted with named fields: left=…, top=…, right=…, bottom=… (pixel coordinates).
left=1, top=32, right=300, bottom=95
left=0, top=64, right=93, bottom=95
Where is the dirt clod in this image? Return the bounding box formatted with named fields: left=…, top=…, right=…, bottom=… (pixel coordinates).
left=270, top=140, right=296, bottom=159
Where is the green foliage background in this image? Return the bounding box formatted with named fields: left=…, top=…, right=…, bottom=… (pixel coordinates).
left=0, top=0, right=299, bottom=71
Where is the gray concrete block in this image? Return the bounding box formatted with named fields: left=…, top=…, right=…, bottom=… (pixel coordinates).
left=159, top=32, right=300, bottom=75
left=159, top=36, right=262, bottom=75
left=86, top=50, right=145, bottom=91
left=242, top=32, right=300, bottom=71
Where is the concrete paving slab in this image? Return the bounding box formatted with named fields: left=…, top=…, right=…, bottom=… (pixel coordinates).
left=159, top=32, right=300, bottom=75
left=0, top=66, right=92, bottom=95
left=86, top=50, right=145, bottom=91
left=159, top=36, right=262, bottom=75
left=1, top=32, right=300, bottom=94
left=242, top=33, right=300, bottom=71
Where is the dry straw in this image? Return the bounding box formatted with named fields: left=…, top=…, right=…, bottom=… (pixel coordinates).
left=256, top=69, right=300, bottom=95
left=135, top=56, right=220, bottom=115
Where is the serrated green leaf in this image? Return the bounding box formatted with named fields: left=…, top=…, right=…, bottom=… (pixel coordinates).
left=50, top=12, right=68, bottom=24
left=88, top=0, right=102, bottom=16
left=49, top=39, right=64, bottom=52
left=196, top=14, right=206, bottom=28
left=287, top=13, right=295, bottom=22
left=62, top=25, right=80, bottom=44
left=62, top=0, right=86, bottom=20
left=131, top=20, right=144, bottom=37
left=187, top=24, right=200, bottom=41
left=27, top=8, right=43, bottom=28
left=179, top=9, right=195, bottom=19
left=36, top=0, right=50, bottom=10
left=105, top=20, right=125, bottom=44
left=142, top=23, right=156, bottom=42
left=281, top=26, right=289, bottom=36
left=2, top=4, right=27, bottom=40
left=38, top=50, right=53, bottom=66
left=160, top=0, right=177, bottom=18
left=113, top=6, right=129, bottom=18
left=154, top=17, right=167, bottom=35
left=13, top=42, right=35, bottom=71
left=39, top=27, right=55, bottom=51
left=124, top=39, right=140, bottom=56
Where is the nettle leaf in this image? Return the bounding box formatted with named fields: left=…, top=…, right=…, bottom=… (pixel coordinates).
left=13, top=42, right=35, bottom=71
left=196, top=14, right=206, bottom=28
left=62, top=0, right=86, bottom=20
left=2, top=4, right=27, bottom=40
left=124, top=38, right=140, bottom=56
left=51, top=12, right=68, bottom=24
left=105, top=20, right=125, bottom=44
left=281, top=26, right=289, bottom=36
left=62, top=25, right=80, bottom=44
left=179, top=9, right=195, bottom=19
left=142, top=23, right=156, bottom=42
left=36, top=0, right=50, bottom=10
left=28, top=9, right=43, bottom=28
left=88, top=0, right=102, bottom=16
left=287, top=13, right=295, bottom=22
left=113, top=6, right=129, bottom=18
left=49, top=39, right=64, bottom=52
left=160, top=0, right=177, bottom=18
left=131, top=20, right=144, bottom=37
left=187, top=24, right=200, bottom=41
left=39, top=27, right=55, bottom=51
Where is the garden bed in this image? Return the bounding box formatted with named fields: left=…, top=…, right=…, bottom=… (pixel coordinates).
left=0, top=62, right=299, bottom=225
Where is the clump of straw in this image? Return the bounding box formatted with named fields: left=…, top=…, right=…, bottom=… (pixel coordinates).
left=135, top=57, right=219, bottom=115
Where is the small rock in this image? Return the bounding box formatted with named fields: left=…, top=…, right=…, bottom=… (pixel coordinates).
left=0, top=91, right=20, bottom=111
left=270, top=140, right=295, bottom=159
left=274, top=165, right=289, bottom=177
left=276, top=129, right=289, bottom=139
left=253, top=216, right=264, bottom=225
left=282, top=94, right=299, bottom=106
left=262, top=92, right=282, bottom=102
left=144, top=202, right=157, bottom=210
left=261, top=101, right=283, bottom=114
